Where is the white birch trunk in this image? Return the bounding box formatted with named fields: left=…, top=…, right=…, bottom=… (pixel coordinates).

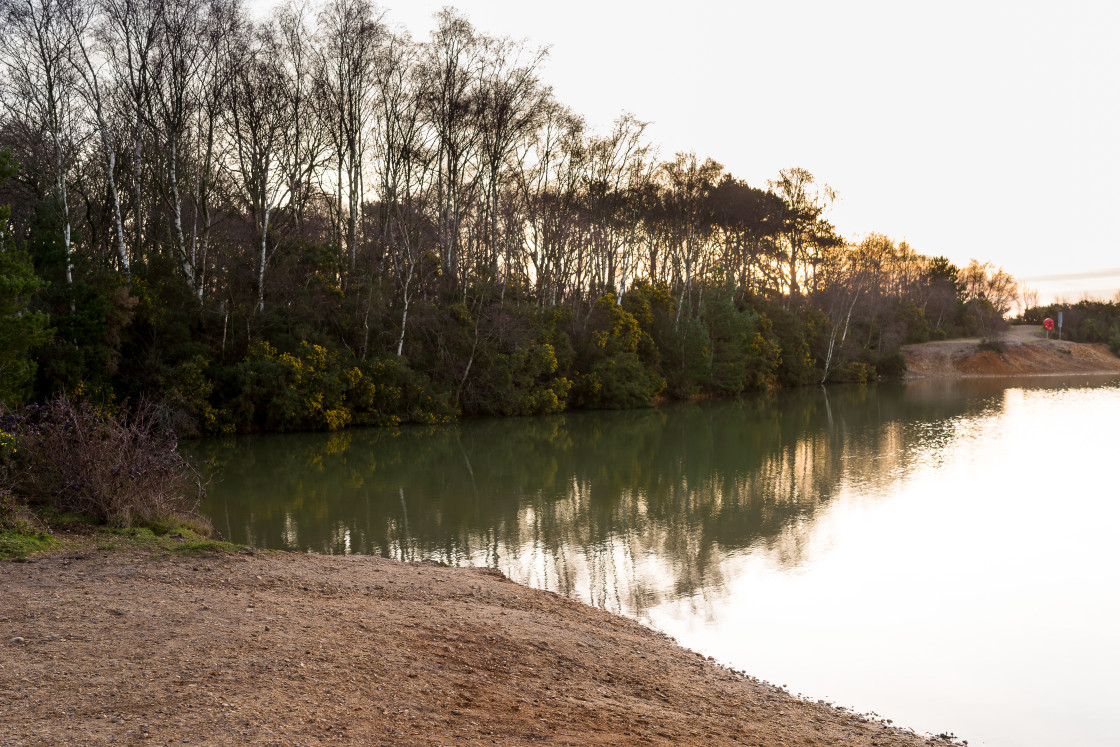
left=258, top=188, right=271, bottom=313
left=396, top=271, right=412, bottom=357
left=169, top=138, right=191, bottom=290
left=106, top=149, right=129, bottom=278
left=820, top=290, right=861, bottom=385
left=54, top=131, right=73, bottom=289
left=133, top=114, right=144, bottom=259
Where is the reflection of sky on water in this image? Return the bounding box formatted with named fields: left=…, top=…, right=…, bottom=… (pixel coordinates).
left=197, top=375, right=1120, bottom=747
left=644, top=379, right=1120, bottom=747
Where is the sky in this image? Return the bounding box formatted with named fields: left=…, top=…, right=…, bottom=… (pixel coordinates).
left=259, top=0, right=1120, bottom=303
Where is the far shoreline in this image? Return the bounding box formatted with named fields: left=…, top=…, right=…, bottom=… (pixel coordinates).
left=902, top=325, right=1120, bottom=379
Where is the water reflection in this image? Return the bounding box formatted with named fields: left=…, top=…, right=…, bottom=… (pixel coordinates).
left=196, top=378, right=1059, bottom=617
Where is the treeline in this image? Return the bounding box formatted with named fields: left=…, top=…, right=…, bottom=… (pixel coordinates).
left=1020, top=300, right=1120, bottom=354
left=0, top=0, right=1018, bottom=433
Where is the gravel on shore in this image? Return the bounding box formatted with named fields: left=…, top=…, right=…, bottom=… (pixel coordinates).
left=1, top=540, right=962, bottom=746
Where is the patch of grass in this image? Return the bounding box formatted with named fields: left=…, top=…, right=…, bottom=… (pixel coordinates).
left=0, top=490, right=55, bottom=559
left=99, top=524, right=241, bottom=555
left=0, top=528, right=56, bottom=560
left=170, top=538, right=242, bottom=555
left=0, top=503, right=245, bottom=560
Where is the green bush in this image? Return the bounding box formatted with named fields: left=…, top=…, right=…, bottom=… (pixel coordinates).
left=701, top=296, right=780, bottom=394
left=658, top=314, right=710, bottom=398
left=231, top=341, right=350, bottom=431
left=757, top=301, right=822, bottom=387
left=157, top=355, right=229, bottom=436
left=898, top=299, right=931, bottom=344
left=571, top=294, right=664, bottom=408
left=349, top=356, right=457, bottom=426
left=1078, top=318, right=1102, bottom=343
left=457, top=327, right=573, bottom=417
left=875, top=351, right=908, bottom=379
left=578, top=352, right=664, bottom=409
left=833, top=360, right=876, bottom=383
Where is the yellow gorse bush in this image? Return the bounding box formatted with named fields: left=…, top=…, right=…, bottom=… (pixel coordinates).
left=0, top=429, right=17, bottom=458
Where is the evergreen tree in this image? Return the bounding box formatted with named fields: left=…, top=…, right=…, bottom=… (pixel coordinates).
left=0, top=149, right=53, bottom=406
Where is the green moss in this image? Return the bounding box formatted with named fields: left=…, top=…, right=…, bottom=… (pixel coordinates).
left=170, top=538, right=241, bottom=555
left=100, top=524, right=240, bottom=555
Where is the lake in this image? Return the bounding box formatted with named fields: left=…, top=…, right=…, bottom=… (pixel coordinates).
left=196, top=375, right=1120, bottom=746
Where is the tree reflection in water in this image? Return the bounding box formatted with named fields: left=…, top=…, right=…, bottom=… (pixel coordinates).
left=196, top=379, right=1036, bottom=619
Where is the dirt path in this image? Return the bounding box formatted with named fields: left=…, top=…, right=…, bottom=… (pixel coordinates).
left=902, top=325, right=1120, bottom=378
left=1, top=541, right=958, bottom=746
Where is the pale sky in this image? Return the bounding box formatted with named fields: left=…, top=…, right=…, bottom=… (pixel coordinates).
left=261, top=0, right=1120, bottom=303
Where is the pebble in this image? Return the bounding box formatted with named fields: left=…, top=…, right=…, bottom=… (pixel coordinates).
left=9, top=637, right=25, bottom=644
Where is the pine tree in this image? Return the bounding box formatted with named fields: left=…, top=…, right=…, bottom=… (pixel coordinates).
left=0, top=149, right=53, bottom=406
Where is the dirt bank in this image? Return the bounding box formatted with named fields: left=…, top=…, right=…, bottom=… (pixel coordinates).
left=903, top=325, right=1120, bottom=378
left=1, top=538, right=958, bottom=746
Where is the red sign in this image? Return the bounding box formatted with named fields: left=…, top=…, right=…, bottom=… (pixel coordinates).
left=1043, top=318, right=1054, bottom=331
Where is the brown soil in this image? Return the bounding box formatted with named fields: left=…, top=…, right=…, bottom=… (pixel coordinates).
left=1, top=538, right=957, bottom=746
left=903, top=325, right=1120, bottom=378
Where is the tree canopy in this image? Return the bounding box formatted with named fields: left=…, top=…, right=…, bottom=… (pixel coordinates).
left=0, top=0, right=1019, bottom=428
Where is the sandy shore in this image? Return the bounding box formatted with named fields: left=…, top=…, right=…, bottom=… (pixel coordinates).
left=1, top=538, right=959, bottom=746
left=903, top=325, right=1120, bottom=378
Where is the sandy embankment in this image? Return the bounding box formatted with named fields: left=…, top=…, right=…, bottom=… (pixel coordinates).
left=1, top=542, right=956, bottom=746
left=903, top=325, right=1120, bottom=378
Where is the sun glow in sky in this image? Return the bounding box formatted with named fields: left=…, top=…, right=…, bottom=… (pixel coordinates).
left=257, top=0, right=1120, bottom=303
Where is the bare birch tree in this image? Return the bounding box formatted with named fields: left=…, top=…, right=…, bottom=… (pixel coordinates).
left=226, top=22, right=291, bottom=312
left=64, top=0, right=130, bottom=278
left=99, top=0, right=160, bottom=264
left=421, top=8, right=482, bottom=286
left=149, top=0, right=211, bottom=292
left=314, top=0, right=383, bottom=275
left=0, top=0, right=81, bottom=289
left=475, top=35, right=548, bottom=285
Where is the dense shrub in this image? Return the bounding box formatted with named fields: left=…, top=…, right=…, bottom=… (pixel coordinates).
left=571, top=294, right=664, bottom=408
left=449, top=301, right=574, bottom=417
left=701, top=296, right=780, bottom=393
left=349, top=356, right=457, bottom=426
left=156, top=355, right=227, bottom=436
left=230, top=341, right=351, bottom=431
left=897, top=299, right=931, bottom=344
left=762, top=302, right=821, bottom=387
left=1, top=399, right=210, bottom=530
left=874, top=351, right=908, bottom=379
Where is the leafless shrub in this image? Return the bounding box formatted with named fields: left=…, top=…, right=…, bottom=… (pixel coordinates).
left=1, top=398, right=211, bottom=532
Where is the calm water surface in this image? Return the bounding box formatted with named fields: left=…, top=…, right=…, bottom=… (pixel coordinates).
left=196, top=376, right=1120, bottom=747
